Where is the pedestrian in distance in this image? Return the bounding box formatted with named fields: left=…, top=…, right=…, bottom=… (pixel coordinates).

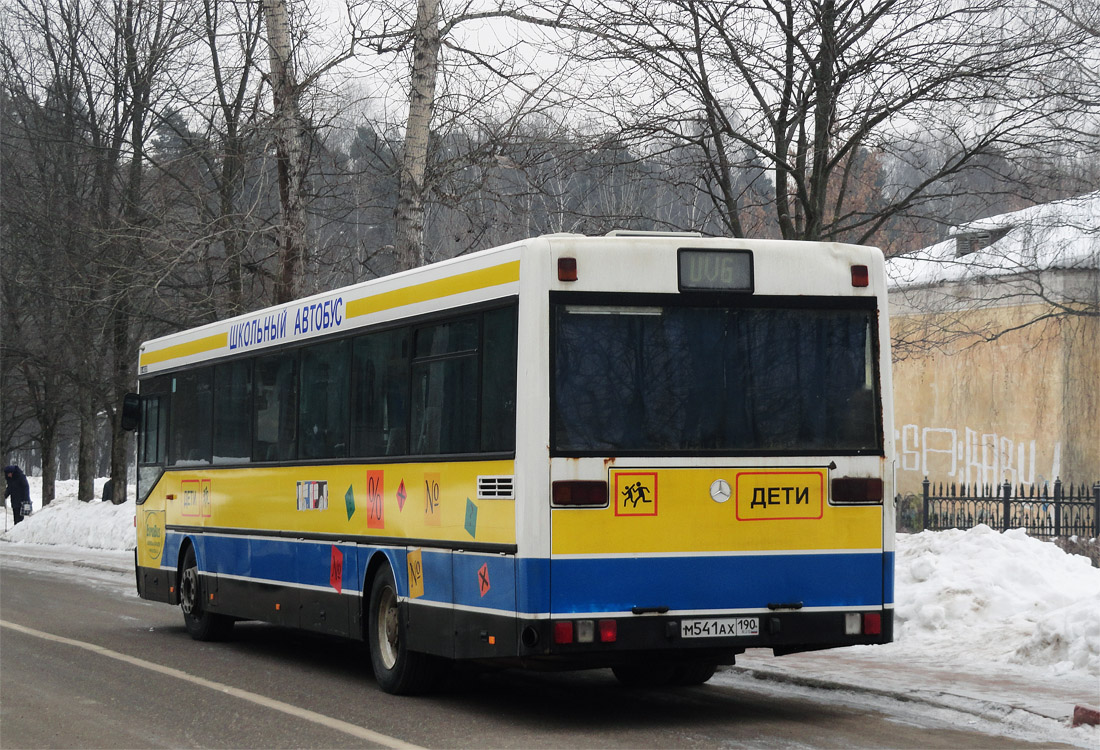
left=4, top=464, right=31, bottom=524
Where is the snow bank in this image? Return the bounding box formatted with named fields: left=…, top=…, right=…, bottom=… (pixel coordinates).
left=2, top=477, right=136, bottom=551
left=894, top=525, right=1100, bottom=676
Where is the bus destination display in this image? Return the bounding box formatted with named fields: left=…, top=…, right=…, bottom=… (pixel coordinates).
left=678, top=249, right=753, bottom=292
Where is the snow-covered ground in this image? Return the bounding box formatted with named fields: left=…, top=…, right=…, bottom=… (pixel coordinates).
left=4, top=477, right=1099, bottom=746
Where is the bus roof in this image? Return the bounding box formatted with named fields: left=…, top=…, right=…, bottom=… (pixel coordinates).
left=138, top=233, right=883, bottom=376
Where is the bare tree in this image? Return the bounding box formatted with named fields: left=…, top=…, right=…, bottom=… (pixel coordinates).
left=3, top=0, right=198, bottom=502
left=537, top=0, right=1094, bottom=248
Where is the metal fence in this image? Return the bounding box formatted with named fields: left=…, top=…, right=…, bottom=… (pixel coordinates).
left=921, top=478, right=1100, bottom=537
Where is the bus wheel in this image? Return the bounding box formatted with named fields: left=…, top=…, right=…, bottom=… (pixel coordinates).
left=670, top=661, right=717, bottom=686
left=179, top=547, right=233, bottom=641
left=611, top=663, right=676, bottom=687
left=367, top=566, right=443, bottom=695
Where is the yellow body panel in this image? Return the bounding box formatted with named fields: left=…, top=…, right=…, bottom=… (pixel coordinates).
left=345, top=261, right=520, bottom=319
left=139, top=332, right=228, bottom=368
left=552, top=467, right=882, bottom=555
left=137, top=460, right=516, bottom=569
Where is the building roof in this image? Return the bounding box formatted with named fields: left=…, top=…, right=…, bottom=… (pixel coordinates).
left=887, top=192, right=1100, bottom=290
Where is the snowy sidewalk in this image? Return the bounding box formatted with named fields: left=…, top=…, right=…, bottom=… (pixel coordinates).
left=729, top=647, right=1099, bottom=725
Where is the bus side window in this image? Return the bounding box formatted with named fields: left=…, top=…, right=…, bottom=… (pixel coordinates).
left=254, top=352, right=298, bottom=462
left=410, top=319, right=479, bottom=455
left=481, top=306, right=517, bottom=452
left=170, top=369, right=212, bottom=465
left=137, top=388, right=170, bottom=504
left=213, top=360, right=252, bottom=465
left=351, top=328, right=409, bottom=457
left=299, top=339, right=349, bottom=460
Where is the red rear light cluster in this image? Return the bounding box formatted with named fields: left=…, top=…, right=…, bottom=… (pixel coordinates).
left=553, top=619, right=618, bottom=644
left=845, top=612, right=883, bottom=636
left=552, top=480, right=608, bottom=507
left=831, top=476, right=884, bottom=504
left=558, top=257, right=578, bottom=281
left=851, top=264, right=869, bottom=287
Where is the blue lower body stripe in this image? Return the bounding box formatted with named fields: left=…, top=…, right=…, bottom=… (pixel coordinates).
left=542, top=552, right=892, bottom=614
left=165, top=531, right=893, bottom=617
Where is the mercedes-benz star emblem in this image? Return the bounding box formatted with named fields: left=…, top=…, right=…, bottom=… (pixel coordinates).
left=709, top=478, right=731, bottom=503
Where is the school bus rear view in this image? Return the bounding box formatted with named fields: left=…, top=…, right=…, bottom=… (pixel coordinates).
left=130, top=232, right=894, bottom=693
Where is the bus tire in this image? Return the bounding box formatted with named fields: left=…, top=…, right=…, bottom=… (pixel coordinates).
left=611, top=663, right=676, bottom=687
left=670, top=661, right=717, bottom=686
left=179, top=546, right=234, bottom=641
left=367, top=566, right=442, bottom=695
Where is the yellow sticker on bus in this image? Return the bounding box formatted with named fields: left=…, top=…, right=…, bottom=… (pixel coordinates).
left=733, top=469, right=826, bottom=521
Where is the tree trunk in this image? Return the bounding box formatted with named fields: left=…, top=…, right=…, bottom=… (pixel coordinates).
left=40, top=422, right=57, bottom=507
left=77, top=395, right=96, bottom=502
left=394, top=0, right=441, bottom=271
left=263, top=0, right=310, bottom=304
left=109, top=412, right=128, bottom=504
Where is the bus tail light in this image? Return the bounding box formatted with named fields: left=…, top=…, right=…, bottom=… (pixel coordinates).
left=553, top=618, right=618, bottom=644
left=846, top=612, right=882, bottom=635
left=851, top=265, right=869, bottom=287
left=552, top=481, right=608, bottom=507
left=558, top=257, right=578, bottom=281
left=831, top=477, right=883, bottom=504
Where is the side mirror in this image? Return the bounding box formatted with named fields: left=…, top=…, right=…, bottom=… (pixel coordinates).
left=121, top=392, right=141, bottom=432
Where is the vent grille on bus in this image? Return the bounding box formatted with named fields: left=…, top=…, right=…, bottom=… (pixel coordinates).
left=478, top=475, right=515, bottom=500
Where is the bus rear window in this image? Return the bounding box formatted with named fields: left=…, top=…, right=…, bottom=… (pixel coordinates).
left=552, top=300, right=881, bottom=455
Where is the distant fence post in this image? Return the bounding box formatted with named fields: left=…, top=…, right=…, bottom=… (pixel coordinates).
left=922, top=477, right=930, bottom=530
left=1094, top=482, right=1100, bottom=537
left=1053, top=477, right=1062, bottom=537
left=1002, top=480, right=1012, bottom=531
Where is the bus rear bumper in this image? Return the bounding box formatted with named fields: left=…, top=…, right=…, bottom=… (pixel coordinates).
left=522, top=609, right=893, bottom=666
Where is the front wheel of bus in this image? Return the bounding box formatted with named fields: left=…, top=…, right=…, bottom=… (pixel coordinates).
left=367, top=566, right=443, bottom=695
left=179, top=547, right=233, bottom=641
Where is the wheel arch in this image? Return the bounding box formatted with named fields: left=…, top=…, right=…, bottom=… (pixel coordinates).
left=361, top=548, right=403, bottom=637
left=171, top=536, right=199, bottom=605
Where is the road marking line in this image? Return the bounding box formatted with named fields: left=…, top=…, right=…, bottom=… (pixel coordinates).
left=0, top=620, right=423, bottom=749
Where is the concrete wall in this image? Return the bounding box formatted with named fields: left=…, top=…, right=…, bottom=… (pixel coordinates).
left=889, top=270, right=1098, bottom=497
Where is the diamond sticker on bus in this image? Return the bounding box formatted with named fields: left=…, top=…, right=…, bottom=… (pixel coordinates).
left=734, top=469, right=826, bottom=521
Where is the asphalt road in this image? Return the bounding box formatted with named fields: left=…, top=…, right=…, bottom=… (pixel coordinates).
left=0, top=550, right=1067, bottom=749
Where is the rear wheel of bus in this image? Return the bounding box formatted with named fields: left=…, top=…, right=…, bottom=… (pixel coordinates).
left=367, top=565, right=444, bottom=695
left=179, top=546, right=234, bottom=641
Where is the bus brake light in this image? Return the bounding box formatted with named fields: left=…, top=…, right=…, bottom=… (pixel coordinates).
left=552, top=481, right=608, bottom=507
left=831, top=477, right=883, bottom=504
left=554, top=621, right=574, bottom=644
left=558, top=257, right=578, bottom=281
left=851, top=265, right=869, bottom=287
left=863, top=613, right=882, bottom=635
left=599, top=619, right=618, bottom=642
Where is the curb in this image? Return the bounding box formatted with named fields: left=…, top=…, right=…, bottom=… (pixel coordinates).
left=726, top=665, right=1078, bottom=726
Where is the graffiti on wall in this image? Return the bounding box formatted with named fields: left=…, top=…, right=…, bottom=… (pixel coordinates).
left=895, top=424, right=1061, bottom=487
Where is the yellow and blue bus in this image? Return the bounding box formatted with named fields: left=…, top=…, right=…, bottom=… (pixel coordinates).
left=128, top=232, right=895, bottom=693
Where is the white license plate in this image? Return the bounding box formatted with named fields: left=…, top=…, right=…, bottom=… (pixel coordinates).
left=681, top=617, right=759, bottom=638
